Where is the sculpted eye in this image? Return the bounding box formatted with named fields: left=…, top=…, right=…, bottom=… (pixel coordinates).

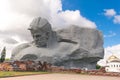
left=34, top=34, right=42, bottom=37
left=36, top=35, right=41, bottom=37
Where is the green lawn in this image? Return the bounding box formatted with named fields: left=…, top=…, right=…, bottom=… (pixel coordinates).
left=0, top=71, right=49, bottom=78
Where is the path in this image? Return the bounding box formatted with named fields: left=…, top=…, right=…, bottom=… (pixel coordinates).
left=0, top=73, right=119, bottom=80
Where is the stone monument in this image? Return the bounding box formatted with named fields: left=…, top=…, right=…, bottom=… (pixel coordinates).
left=11, top=17, right=104, bottom=69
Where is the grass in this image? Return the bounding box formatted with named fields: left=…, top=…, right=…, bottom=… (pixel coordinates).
left=0, top=71, right=49, bottom=78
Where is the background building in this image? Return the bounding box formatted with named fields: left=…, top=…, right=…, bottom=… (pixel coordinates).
left=105, top=55, right=120, bottom=72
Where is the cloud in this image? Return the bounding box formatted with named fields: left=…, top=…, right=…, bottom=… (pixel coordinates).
left=104, top=44, right=120, bottom=59
left=98, top=44, right=120, bottom=66
left=0, top=30, right=28, bottom=58
left=103, top=9, right=120, bottom=24
left=56, top=10, right=96, bottom=29
left=0, top=41, right=24, bottom=58
left=104, top=9, right=116, bottom=17
left=8, top=0, right=96, bottom=29
left=104, top=31, right=116, bottom=38
left=2, top=37, right=18, bottom=44
left=0, top=0, right=97, bottom=58
left=113, top=15, right=120, bottom=24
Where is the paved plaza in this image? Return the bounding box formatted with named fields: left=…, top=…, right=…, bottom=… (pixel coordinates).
left=0, top=73, right=119, bottom=80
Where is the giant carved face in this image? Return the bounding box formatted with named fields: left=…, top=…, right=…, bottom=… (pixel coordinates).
left=28, top=17, right=52, bottom=47
left=31, top=29, right=50, bottom=47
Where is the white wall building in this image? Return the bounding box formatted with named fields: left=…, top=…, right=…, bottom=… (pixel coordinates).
left=105, top=55, right=120, bottom=72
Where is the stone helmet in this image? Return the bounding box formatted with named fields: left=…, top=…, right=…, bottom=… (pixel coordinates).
left=28, top=17, right=53, bottom=47
left=28, top=17, right=52, bottom=31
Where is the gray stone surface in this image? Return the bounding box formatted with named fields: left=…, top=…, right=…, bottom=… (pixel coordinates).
left=11, top=17, right=104, bottom=70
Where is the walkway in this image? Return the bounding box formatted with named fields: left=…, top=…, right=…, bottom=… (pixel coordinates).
left=0, top=73, right=119, bottom=80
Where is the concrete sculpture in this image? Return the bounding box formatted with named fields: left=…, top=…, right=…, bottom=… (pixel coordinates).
left=11, top=17, right=104, bottom=69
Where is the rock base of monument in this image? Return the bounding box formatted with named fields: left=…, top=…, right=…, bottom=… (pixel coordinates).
left=54, top=57, right=100, bottom=70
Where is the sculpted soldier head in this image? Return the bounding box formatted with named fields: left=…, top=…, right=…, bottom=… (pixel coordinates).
left=28, top=17, right=52, bottom=47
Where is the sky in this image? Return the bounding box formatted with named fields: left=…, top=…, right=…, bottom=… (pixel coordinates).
left=62, top=0, right=120, bottom=47
left=0, top=0, right=120, bottom=66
